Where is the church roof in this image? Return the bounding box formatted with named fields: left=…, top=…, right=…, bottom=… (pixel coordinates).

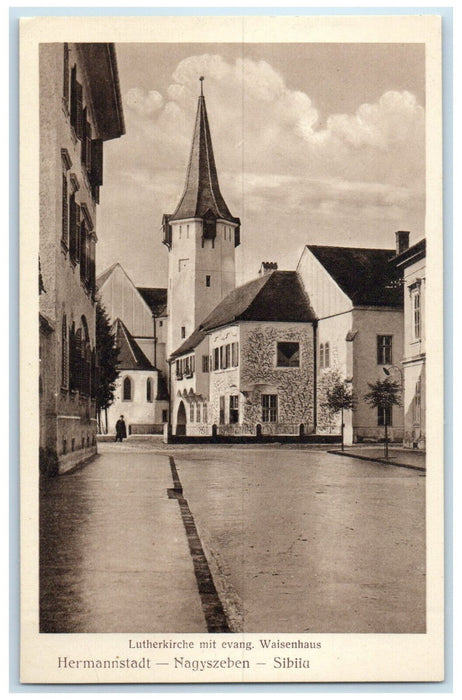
left=170, top=91, right=239, bottom=224
left=136, top=287, right=168, bottom=316
left=96, top=262, right=119, bottom=290
left=306, top=245, right=404, bottom=307
left=170, top=271, right=316, bottom=358
left=112, top=318, right=154, bottom=371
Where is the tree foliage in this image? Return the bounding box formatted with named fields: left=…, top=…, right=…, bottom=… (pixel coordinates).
left=363, top=377, right=401, bottom=411
left=323, top=380, right=355, bottom=414
left=95, top=298, right=119, bottom=412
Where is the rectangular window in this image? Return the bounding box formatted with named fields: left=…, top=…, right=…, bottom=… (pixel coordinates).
left=319, top=343, right=324, bottom=369
left=79, top=220, right=87, bottom=282
left=203, top=403, right=208, bottom=424
left=190, top=403, right=195, bottom=422
left=277, top=341, right=300, bottom=367
left=206, top=275, right=211, bottom=287
left=413, top=291, right=421, bottom=339
left=225, top=344, right=231, bottom=369
left=181, top=326, right=186, bottom=339
left=377, top=406, right=392, bottom=426
left=231, top=342, right=239, bottom=367
left=202, top=355, right=209, bottom=373
left=214, top=347, right=219, bottom=370
left=229, top=395, right=239, bottom=424
left=196, top=403, right=201, bottom=422
left=70, top=67, right=83, bottom=139
left=377, top=335, right=392, bottom=365
left=176, top=360, right=181, bottom=378
left=162, top=409, right=168, bottom=423
left=187, top=224, right=190, bottom=239
left=219, top=396, right=225, bottom=424
left=262, top=394, right=278, bottom=422
left=219, top=345, right=225, bottom=369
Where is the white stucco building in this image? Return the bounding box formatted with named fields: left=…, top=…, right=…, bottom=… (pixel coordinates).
left=393, top=237, right=426, bottom=448
left=96, top=263, right=168, bottom=434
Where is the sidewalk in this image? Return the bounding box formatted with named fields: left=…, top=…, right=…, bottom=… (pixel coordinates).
left=328, top=445, right=426, bottom=471
left=40, top=446, right=207, bottom=632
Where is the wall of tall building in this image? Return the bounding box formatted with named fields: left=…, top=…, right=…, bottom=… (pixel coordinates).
left=39, top=43, right=124, bottom=473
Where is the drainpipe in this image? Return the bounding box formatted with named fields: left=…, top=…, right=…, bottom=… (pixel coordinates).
left=152, top=313, right=157, bottom=368
left=167, top=358, right=172, bottom=439
left=313, top=320, right=318, bottom=433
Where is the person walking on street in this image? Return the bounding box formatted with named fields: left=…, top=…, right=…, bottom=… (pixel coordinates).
left=115, top=415, right=127, bottom=442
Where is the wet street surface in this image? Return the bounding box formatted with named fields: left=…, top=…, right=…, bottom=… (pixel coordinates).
left=40, top=443, right=425, bottom=634
left=40, top=450, right=206, bottom=633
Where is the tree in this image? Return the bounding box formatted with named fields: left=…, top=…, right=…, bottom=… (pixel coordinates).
left=323, top=379, right=355, bottom=451
left=363, top=377, right=401, bottom=459
left=95, top=298, right=119, bottom=433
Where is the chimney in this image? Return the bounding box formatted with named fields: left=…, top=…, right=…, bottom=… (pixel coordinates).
left=259, top=261, right=278, bottom=277
left=395, top=231, right=410, bottom=255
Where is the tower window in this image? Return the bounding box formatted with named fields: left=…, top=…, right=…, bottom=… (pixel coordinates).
left=146, top=377, right=153, bottom=403
left=187, top=224, right=189, bottom=239
left=179, top=225, right=182, bottom=239
left=181, top=326, right=186, bottom=339
left=206, top=275, right=211, bottom=287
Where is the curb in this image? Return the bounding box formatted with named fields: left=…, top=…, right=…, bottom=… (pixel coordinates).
left=327, top=450, right=426, bottom=472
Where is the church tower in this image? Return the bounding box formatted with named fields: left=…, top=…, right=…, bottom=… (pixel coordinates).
left=162, top=78, right=240, bottom=357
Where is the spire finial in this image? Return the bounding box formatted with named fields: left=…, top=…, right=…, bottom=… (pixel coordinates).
left=199, top=76, right=204, bottom=96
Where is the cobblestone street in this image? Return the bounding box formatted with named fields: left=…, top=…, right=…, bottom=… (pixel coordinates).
left=40, top=442, right=425, bottom=634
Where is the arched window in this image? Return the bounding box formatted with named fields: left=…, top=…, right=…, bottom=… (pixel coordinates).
left=324, top=342, right=330, bottom=368
left=146, top=377, right=153, bottom=402
left=319, top=343, right=324, bottom=369
left=123, top=376, right=132, bottom=401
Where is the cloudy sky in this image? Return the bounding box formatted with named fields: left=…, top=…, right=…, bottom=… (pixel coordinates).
left=97, top=43, right=425, bottom=287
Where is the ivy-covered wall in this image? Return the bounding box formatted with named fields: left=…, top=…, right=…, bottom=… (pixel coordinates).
left=239, top=323, right=315, bottom=431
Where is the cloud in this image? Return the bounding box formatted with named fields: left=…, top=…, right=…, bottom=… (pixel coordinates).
left=100, top=53, right=425, bottom=285
left=125, top=87, right=164, bottom=116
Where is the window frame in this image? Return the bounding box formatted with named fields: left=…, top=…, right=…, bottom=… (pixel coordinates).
left=377, top=405, right=392, bottom=426
left=262, top=394, right=278, bottom=423
left=276, top=341, right=300, bottom=368
left=377, top=335, right=393, bottom=365
left=122, top=376, right=133, bottom=402
left=229, top=395, right=239, bottom=424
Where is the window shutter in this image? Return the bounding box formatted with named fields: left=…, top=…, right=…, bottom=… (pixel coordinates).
left=69, top=193, right=76, bottom=260
left=85, top=120, right=92, bottom=171
left=80, top=221, right=86, bottom=282
left=61, top=173, right=68, bottom=246
left=75, top=203, right=81, bottom=262
left=90, top=139, right=103, bottom=186
left=75, top=82, right=83, bottom=139
left=63, top=44, right=69, bottom=109
left=70, top=65, right=77, bottom=128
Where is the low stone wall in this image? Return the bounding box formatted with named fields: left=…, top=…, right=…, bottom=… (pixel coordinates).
left=129, top=423, right=164, bottom=435
left=165, top=433, right=341, bottom=445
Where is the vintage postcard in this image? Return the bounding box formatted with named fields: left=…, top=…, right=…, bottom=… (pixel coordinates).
left=20, top=14, right=444, bottom=684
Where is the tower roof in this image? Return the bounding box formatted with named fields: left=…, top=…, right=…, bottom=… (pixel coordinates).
left=170, top=88, right=239, bottom=224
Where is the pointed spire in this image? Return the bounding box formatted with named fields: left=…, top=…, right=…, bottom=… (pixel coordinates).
left=170, top=85, right=238, bottom=224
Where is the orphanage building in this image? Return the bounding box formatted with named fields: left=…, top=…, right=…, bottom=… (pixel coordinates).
left=161, top=85, right=405, bottom=441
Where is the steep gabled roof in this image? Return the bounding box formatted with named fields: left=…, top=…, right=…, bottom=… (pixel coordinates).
left=112, top=318, right=154, bottom=371
left=96, top=262, right=120, bottom=290
left=306, top=245, right=403, bottom=307
left=171, top=271, right=316, bottom=358
left=170, top=93, right=238, bottom=224
left=136, top=287, right=168, bottom=316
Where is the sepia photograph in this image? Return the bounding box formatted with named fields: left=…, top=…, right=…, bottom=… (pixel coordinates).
left=20, top=13, right=444, bottom=684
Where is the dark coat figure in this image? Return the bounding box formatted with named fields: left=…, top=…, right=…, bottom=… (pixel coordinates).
left=115, top=416, right=127, bottom=442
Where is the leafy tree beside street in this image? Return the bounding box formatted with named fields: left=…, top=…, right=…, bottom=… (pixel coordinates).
left=363, top=377, right=401, bottom=459
left=322, top=378, right=355, bottom=451
left=95, top=299, right=119, bottom=433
